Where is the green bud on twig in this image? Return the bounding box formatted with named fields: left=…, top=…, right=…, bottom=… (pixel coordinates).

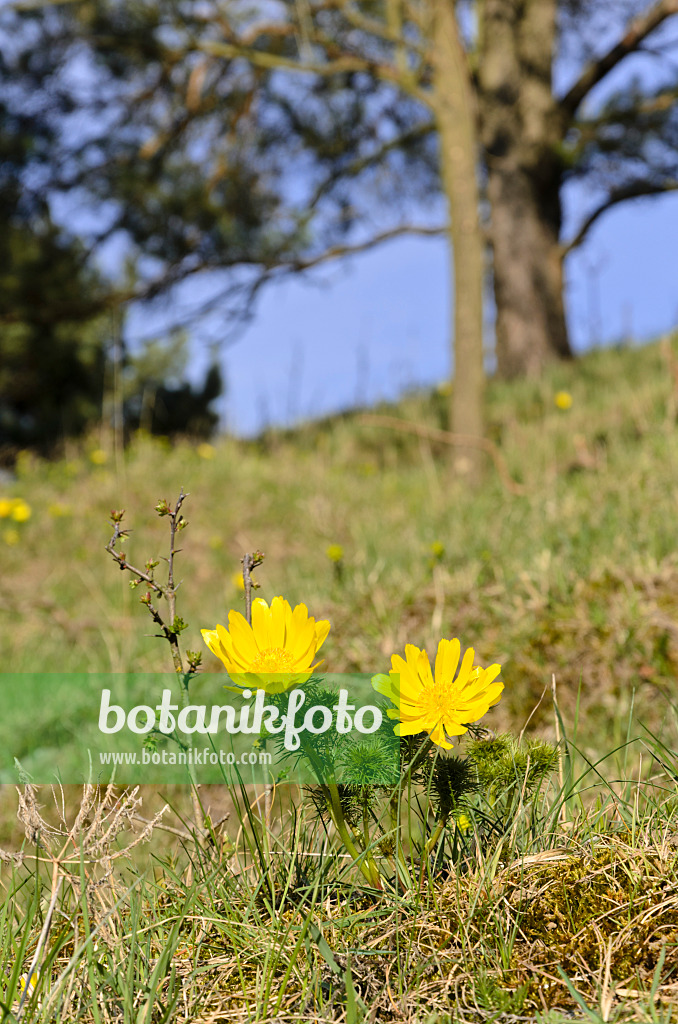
left=186, top=650, right=202, bottom=672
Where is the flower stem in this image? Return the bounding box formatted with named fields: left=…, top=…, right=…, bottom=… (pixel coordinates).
left=424, top=812, right=449, bottom=858
left=326, top=782, right=383, bottom=890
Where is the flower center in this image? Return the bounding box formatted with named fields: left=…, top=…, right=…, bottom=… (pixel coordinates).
left=420, top=681, right=457, bottom=719
left=249, top=647, right=295, bottom=673
left=417, top=668, right=481, bottom=720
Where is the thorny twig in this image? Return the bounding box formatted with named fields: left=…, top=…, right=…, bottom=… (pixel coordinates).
left=241, top=550, right=264, bottom=625
left=105, top=491, right=205, bottom=835
left=105, top=490, right=189, bottom=675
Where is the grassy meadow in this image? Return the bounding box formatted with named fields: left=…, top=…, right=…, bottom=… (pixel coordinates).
left=2, top=338, right=678, bottom=1021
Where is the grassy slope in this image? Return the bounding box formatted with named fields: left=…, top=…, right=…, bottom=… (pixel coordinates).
left=1, top=338, right=677, bottom=740
left=2, top=338, right=678, bottom=1022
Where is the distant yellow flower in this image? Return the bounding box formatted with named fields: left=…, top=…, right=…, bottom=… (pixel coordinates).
left=3, top=528, right=20, bottom=546
left=11, top=499, right=31, bottom=522
left=0, top=498, right=12, bottom=518
left=202, top=596, right=330, bottom=693
left=554, top=390, right=573, bottom=410
left=230, top=569, right=245, bottom=590
left=89, top=449, right=107, bottom=465
left=429, top=540, right=445, bottom=561
left=18, top=972, right=39, bottom=995
left=197, top=442, right=215, bottom=460
left=326, top=544, right=344, bottom=563
left=454, top=812, right=471, bottom=833
left=372, top=638, right=503, bottom=750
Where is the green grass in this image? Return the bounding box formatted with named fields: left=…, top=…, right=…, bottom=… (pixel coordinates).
left=2, top=338, right=677, bottom=733
left=3, top=732, right=678, bottom=1022
left=2, top=336, right=678, bottom=1020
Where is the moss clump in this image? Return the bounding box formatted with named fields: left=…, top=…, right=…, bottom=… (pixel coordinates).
left=504, top=845, right=678, bottom=1010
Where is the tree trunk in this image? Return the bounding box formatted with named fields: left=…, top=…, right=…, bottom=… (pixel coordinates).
left=478, top=0, right=573, bottom=377
left=431, top=0, right=485, bottom=478
left=486, top=165, right=571, bottom=377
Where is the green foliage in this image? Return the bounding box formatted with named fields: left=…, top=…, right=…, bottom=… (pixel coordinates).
left=0, top=223, right=109, bottom=453
left=337, top=735, right=399, bottom=789
left=430, top=754, right=478, bottom=817
left=467, top=733, right=559, bottom=803
left=0, top=0, right=436, bottom=344
left=122, top=334, right=223, bottom=439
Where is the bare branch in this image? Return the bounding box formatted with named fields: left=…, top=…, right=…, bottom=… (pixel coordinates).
left=342, top=0, right=426, bottom=55
left=272, top=223, right=446, bottom=273
left=197, top=36, right=429, bottom=103
left=561, top=0, right=678, bottom=116
left=304, top=120, right=435, bottom=211
left=575, top=86, right=678, bottom=138
left=199, top=37, right=370, bottom=75
left=561, top=179, right=678, bottom=256
left=241, top=551, right=264, bottom=626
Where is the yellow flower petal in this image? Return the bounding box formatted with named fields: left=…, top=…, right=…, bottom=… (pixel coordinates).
left=251, top=599, right=273, bottom=649
left=371, top=673, right=398, bottom=702
left=201, top=596, right=330, bottom=693
left=429, top=721, right=454, bottom=749
left=200, top=628, right=220, bottom=655
left=381, top=637, right=504, bottom=750
left=395, top=716, right=429, bottom=736
left=455, top=647, right=477, bottom=689
left=314, top=617, right=331, bottom=649
left=434, top=638, right=460, bottom=687
left=268, top=596, right=288, bottom=648
left=227, top=610, right=259, bottom=661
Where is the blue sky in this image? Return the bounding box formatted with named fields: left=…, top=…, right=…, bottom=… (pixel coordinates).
left=119, top=6, right=678, bottom=437
left=210, top=188, right=678, bottom=436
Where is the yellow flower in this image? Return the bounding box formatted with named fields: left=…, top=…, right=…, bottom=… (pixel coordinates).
left=372, top=639, right=503, bottom=750
left=554, top=390, right=573, bottom=410
left=326, top=543, right=344, bottom=563
left=11, top=499, right=31, bottom=522
left=429, top=540, right=445, bottom=561
left=201, top=596, right=330, bottom=693
left=0, top=498, right=12, bottom=518
left=230, top=569, right=245, bottom=590
left=89, top=448, right=107, bottom=465
left=454, top=812, right=471, bottom=833
left=3, top=528, right=20, bottom=546
left=197, top=442, right=215, bottom=459
left=18, top=972, right=39, bottom=995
